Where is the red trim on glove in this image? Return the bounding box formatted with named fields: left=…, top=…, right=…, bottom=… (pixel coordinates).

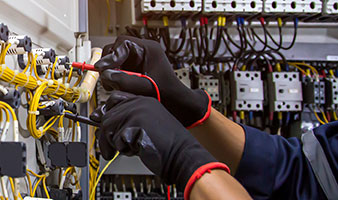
left=186, top=91, right=212, bottom=129
left=184, top=162, right=230, bottom=200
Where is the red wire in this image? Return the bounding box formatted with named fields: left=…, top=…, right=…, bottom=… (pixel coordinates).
left=167, top=186, right=171, bottom=200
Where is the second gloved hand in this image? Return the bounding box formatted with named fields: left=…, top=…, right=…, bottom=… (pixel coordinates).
left=90, top=91, right=229, bottom=198
left=94, top=36, right=211, bottom=128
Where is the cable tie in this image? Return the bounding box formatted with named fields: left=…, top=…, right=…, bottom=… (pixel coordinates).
left=38, top=127, right=44, bottom=133
left=23, top=73, right=30, bottom=87
left=50, top=79, right=62, bottom=95
left=37, top=80, right=42, bottom=85
left=0, top=64, right=6, bottom=79
left=61, top=83, right=70, bottom=97
left=8, top=70, right=19, bottom=83
left=47, top=80, right=54, bottom=87
left=28, top=110, right=40, bottom=115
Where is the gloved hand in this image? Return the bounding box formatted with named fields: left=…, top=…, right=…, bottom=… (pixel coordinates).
left=90, top=91, right=229, bottom=199
left=94, top=35, right=211, bottom=128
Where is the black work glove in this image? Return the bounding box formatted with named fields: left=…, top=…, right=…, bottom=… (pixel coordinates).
left=90, top=91, right=229, bottom=198
left=94, top=35, right=211, bottom=128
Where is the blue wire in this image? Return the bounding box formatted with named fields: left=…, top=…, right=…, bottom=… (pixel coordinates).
left=285, top=64, right=289, bottom=72
left=286, top=113, right=291, bottom=125
left=249, top=112, right=253, bottom=122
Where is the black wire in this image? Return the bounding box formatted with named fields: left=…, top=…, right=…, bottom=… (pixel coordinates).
left=161, top=26, right=187, bottom=55
left=241, top=24, right=268, bottom=53
left=188, top=28, right=196, bottom=64
left=281, top=23, right=298, bottom=50
left=250, top=26, right=283, bottom=51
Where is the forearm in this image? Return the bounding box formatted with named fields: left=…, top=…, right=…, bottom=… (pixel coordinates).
left=189, top=107, right=245, bottom=174
left=190, top=169, right=252, bottom=200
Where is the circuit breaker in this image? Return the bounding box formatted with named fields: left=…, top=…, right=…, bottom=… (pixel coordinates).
left=325, top=78, right=338, bottom=108
left=267, top=72, right=303, bottom=112
left=198, top=76, right=219, bottom=101
left=264, top=0, right=322, bottom=13
left=203, top=0, right=263, bottom=13
left=230, top=71, right=264, bottom=111
left=141, top=0, right=202, bottom=13
left=302, top=78, right=325, bottom=105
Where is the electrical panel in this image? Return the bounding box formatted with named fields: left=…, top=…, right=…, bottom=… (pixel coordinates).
left=267, top=72, right=303, bottom=112
left=230, top=71, right=264, bottom=111
left=203, top=0, right=263, bottom=13
left=264, top=0, right=323, bottom=13
left=141, top=0, right=202, bottom=13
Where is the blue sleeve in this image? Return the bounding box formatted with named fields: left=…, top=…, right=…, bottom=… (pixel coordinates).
left=233, top=122, right=338, bottom=200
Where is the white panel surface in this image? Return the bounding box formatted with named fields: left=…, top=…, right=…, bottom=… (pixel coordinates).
left=326, top=0, right=338, bottom=14
left=141, top=0, right=202, bottom=12
left=204, top=0, right=263, bottom=13
left=0, top=0, right=80, bottom=54
left=264, top=0, right=322, bottom=13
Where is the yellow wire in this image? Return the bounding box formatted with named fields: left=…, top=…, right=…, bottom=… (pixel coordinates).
left=32, top=177, right=43, bottom=197
left=67, top=67, right=73, bottom=84
left=333, top=110, right=338, bottom=121
left=329, top=70, right=336, bottom=78
left=89, top=151, right=120, bottom=200
left=44, top=65, right=52, bottom=79
left=289, top=62, right=319, bottom=75
left=8, top=178, right=17, bottom=200
left=321, top=110, right=329, bottom=124
left=22, top=53, right=33, bottom=74
left=313, top=111, right=326, bottom=125
left=73, top=75, right=82, bottom=87
left=287, top=63, right=307, bottom=75
left=0, top=43, right=11, bottom=64
left=42, top=176, right=50, bottom=199
left=51, top=57, right=58, bottom=80
left=26, top=173, right=33, bottom=196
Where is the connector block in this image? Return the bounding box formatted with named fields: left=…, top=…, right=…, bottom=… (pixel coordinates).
left=264, top=0, right=322, bottom=13
left=141, top=0, right=202, bottom=13
left=204, top=0, right=263, bottom=13
left=0, top=88, right=21, bottom=109
left=302, top=78, right=325, bottom=105
left=31, top=48, right=56, bottom=65
left=7, top=35, right=32, bottom=55
left=267, top=72, right=303, bottom=112
left=230, top=71, right=264, bottom=111
left=325, top=0, right=338, bottom=14
left=198, top=76, right=219, bottom=101
left=175, top=68, right=190, bottom=88
left=325, top=78, right=338, bottom=108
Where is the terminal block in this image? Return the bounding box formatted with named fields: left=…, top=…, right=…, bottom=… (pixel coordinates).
left=54, top=56, right=70, bottom=79
left=67, top=142, right=87, bottom=167
left=7, top=35, right=32, bottom=55
left=204, top=0, right=263, bottom=13
left=325, top=78, right=338, bottom=108
left=0, top=142, right=26, bottom=177
left=48, top=142, right=68, bottom=167
left=198, top=76, right=219, bottom=102
left=39, top=99, right=65, bottom=117
left=302, top=78, right=325, bottom=105
left=32, top=48, right=56, bottom=65
left=141, top=0, right=202, bottom=13
left=0, top=23, right=9, bottom=42
left=264, top=0, right=322, bottom=13
left=175, top=68, right=190, bottom=88
left=0, top=88, right=21, bottom=109
left=230, top=71, right=264, bottom=111
left=267, top=72, right=303, bottom=112
left=325, top=0, right=338, bottom=14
